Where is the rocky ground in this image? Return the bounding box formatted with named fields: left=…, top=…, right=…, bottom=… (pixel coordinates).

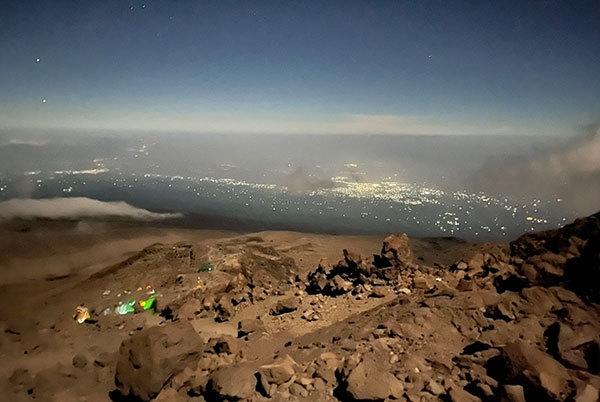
left=1, top=212, right=599, bottom=402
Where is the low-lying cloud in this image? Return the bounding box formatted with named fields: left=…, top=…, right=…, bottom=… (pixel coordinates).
left=473, top=123, right=600, bottom=216
left=0, top=197, right=182, bottom=221
left=279, top=167, right=336, bottom=193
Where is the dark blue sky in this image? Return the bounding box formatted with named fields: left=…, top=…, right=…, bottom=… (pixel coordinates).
left=1, top=0, right=599, bottom=135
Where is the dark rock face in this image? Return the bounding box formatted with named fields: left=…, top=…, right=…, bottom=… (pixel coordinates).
left=114, top=321, right=203, bottom=401
left=564, top=235, right=600, bottom=300
left=510, top=212, right=600, bottom=260
left=510, top=211, right=600, bottom=301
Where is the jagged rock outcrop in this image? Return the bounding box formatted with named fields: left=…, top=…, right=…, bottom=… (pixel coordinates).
left=375, top=233, right=414, bottom=268
left=305, top=234, right=416, bottom=297
left=511, top=211, right=600, bottom=301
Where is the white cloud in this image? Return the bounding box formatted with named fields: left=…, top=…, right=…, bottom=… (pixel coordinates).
left=0, top=197, right=182, bottom=221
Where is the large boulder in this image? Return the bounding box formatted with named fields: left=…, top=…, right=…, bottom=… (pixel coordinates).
left=207, top=364, right=256, bottom=401
left=545, top=322, right=600, bottom=371
left=342, top=358, right=404, bottom=401
left=270, top=297, right=298, bottom=315
left=493, top=341, right=573, bottom=401
left=375, top=234, right=414, bottom=268
left=237, top=318, right=266, bottom=339
left=114, top=321, right=203, bottom=401
left=259, top=354, right=298, bottom=387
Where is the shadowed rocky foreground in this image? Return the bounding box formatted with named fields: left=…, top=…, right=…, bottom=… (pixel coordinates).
left=1, top=212, right=599, bottom=402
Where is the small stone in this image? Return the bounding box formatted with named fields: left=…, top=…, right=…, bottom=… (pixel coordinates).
left=413, top=277, right=430, bottom=289
left=301, top=309, right=321, bottom=321
left=503, top=384, right=526, bottom=402
left=456, top=261, right=468, bottom=270
left=426, top=380, right=445, bottom=395
left=270, top=297, right=298, bottom=315
left=457, top=278, right=473, bottom=291
left=370, top=287, right=389, bottom=298
left=72, top=354, right=88, bottom=369
left=290, top=382, right=309, bottom=397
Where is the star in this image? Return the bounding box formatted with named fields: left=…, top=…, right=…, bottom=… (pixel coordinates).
left=35, top=58, right=40, bottom=62
left=42, top=98, right=47, bottom=103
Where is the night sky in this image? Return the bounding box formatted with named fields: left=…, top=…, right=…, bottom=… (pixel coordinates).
left=1, top=0, right=599, bottom=136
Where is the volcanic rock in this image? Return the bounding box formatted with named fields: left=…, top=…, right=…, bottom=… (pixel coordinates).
left=114, top=321, right=203, bottom=401
left=177, top=298, right=203, bottom=320
left=457, top=277, right=474, bottom=291
left=259, top=354, right=298, bottom=385
left=545, top=322, right=600, bottom=371
left=330, top=275, right=353, bottom=294
left=343, top=249, right=363, bottom=268
left=413, top=277, right=430, bottom=289
left=510, top=211, right=600, bottom=301
left=502, top=384, right=526, bottom=402
left=495, top=341, right=573, bottom=400
left=375, top=233, right=414, bottom=268
left=341, top=357, right=404, bottom=401
left=206, top=335, right=238, bottom=355
left=301, top=308, right=321, bottom=321
left=207, top=364, right=256, bottom=401
left=72, top=353, right=87, bottom=369
left=448, top=386, right=481, bottom=402
left=237, top=318, right=266, bottom=339
left=215, top=298, right=234, bottom=322
left=270, top=297, right=298, bottom=315
left=574, top=383, right=600, bottom=402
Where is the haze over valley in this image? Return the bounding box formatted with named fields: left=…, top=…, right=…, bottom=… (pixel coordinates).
left=1, top=129, right=593, bottom=240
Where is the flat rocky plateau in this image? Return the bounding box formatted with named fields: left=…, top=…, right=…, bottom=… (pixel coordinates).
left=0, top=213, right=599, bottom=402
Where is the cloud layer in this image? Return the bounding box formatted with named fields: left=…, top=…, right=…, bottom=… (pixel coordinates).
left=0, top=197, right=182, bottom=221
left=474, top=124, right=600, bottom=216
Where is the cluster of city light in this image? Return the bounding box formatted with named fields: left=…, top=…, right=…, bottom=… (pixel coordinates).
left=0, top=164, right=569, bottom=239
